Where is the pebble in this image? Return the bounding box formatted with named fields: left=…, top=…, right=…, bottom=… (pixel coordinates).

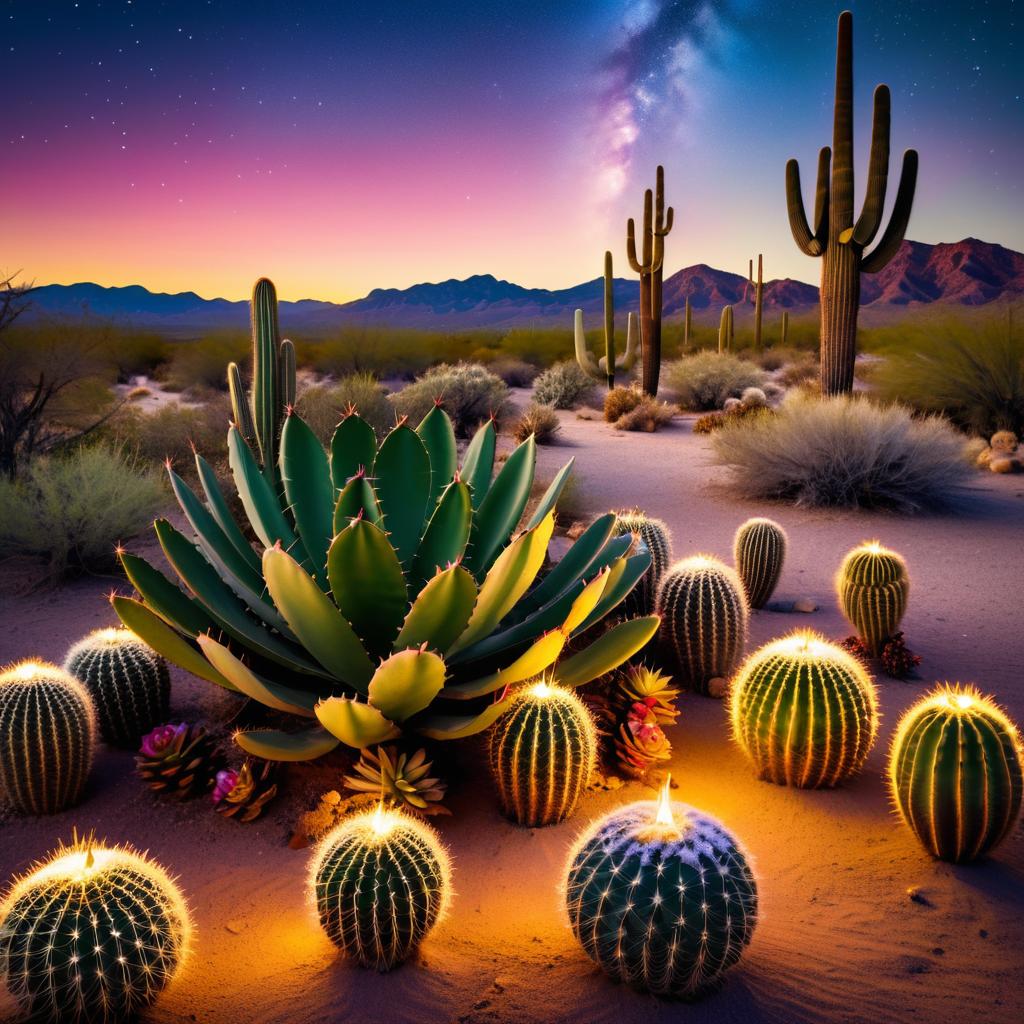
left=907, top=886, right=935, bottom=907
left=792, top=597, right=818, bottom=613
left=225, top=919, right=245, bottom=934
left=707, top=677, right=728, bottom=699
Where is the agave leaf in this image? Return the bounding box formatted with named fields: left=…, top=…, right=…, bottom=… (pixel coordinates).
left=280, top=412, right=334, bottom=581
left=194, top=452, right=262, bottom=574
left=409, top=479, right=471, bottom=592
left=119, top=551, right=218, bottom=638
left=367, top=648, right=446, bottom=723
left=575, top=551, right=651, bottom=633
left=460, top=418, right=495, bottom=510
left=332, top=471, right=381, bottom=531
left=526, top=458, right=574, bottom=530
left=373, top=422, right=431, bottom=565
left=442, top=629, right=567, bottom=699
left=326, top=518, right=408, bottom=657
left=552, top=615, right=660, bottom=689
left=330, top=413, right=378, bottom=492
left=561, top=569, right=612, bottom=632
left=416, top=404, right=457, bottom=509
left=315, top=696, right=402, bottom=748
left=235, top=725, right=340, bottom=762
left=393, top=565, right=477, bottom=653
left=263, top=545, right=375, bottom=689
left=414, top=691, right=515, bottom=740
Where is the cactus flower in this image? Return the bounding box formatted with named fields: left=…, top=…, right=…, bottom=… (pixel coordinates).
left=212, top=768, right=239, bottom=804
left=139, top=722, right=187, bottom=759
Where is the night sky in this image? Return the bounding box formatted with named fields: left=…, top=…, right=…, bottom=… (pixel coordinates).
left=4, top=1, right=1020, bottom=301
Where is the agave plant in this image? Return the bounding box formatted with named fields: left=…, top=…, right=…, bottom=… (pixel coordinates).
left=113, top=278, right=658, bottom=761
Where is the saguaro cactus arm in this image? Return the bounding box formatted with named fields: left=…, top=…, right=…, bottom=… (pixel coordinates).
left=849, top=86, right=891, bottom=246
left=626, top=190, right=658, bottom=274
left=861, top=149, right=919, bottom=272
left=786, top=147, right=831, bottom=257
left=573, top=309, right=602, bottom=380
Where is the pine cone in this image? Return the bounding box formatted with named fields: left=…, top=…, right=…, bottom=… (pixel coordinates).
left=618, top=665, right=680, bottom=726
left=880, top=632, right=921, bottom=680
left=213, top=758, right=280, bottom=823
left=343, top=745, right=448, bottom=815
left=613, top=707, right=672, bottom=779
left=136, top=722, right=220, bottom=799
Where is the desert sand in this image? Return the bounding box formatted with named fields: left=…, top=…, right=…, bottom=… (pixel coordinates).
left=1, top=403, right=1022, bottom=1024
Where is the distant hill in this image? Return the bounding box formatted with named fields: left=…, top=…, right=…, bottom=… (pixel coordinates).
left=23, top=238, right=1023, bottom=334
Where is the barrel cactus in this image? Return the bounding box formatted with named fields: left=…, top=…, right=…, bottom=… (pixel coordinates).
left=730, top=631, right=879, bottom=788
left=733, top=517, right=786, bottom=609
left=0, top=662, right=96, bottom=815
left=312, top=805, right=450, bottom=970
left=837, top=541, right=909, bottom=654
left=613, top=509, right=672, bottom=617
left=63, top=628, right=170, bottom=747
left=656, top=556, right=748, bottom=694
left=0, top=836, right=191, bottom=1023
left=890, top=685, right=1023, bottom=862
left=564, top=787, right=758, bottom=997
left=488, top=681, right=597, bottom=827
left=114, top=276, right=659, bottom=762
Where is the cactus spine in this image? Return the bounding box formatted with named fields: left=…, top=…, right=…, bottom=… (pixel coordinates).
left=0, top=836, right=190, bottom=1023
left=746, top=254, right=764, bottom=351
left=837, top=541, right=909, bottom=654
left=612, top=509, right=672, bottom=618
left=489, top=682, right=596, bottom=827
left=786, top=10, right=919, bottom=395
left=656, top=556, right=748, bottom=695
left=564, top=796, right=758, bottom=996
left=733, top=517, right=787, bottom=609
left=63, top=628, right=170, bottom=747
left=683, top=295, right=692, bottom=350
left=627, top=164, right=674, bottom=396
left=312, top=807, right=451, bottom=970
left=890, top=685, right=1023, bottom=863
left=574, top=251, right=638, bottom=389
left=730, top=631, right=879, bottom=788
left=780, top=310, right=789, bottom=347
left=0, top=662, right=95, bottom=815
left=718, top=304, right=734, bottom=353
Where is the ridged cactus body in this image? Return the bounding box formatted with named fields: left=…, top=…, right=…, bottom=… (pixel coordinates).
left=0, top=838, right=190, bottom=1023
left=837, top=541, right=909, bottom=654
left=780, top=310, right=789, bottom=347
left=574, top=251, right=638, bottom=389
left=0, top=662, right=95, bottom=815
left=656, top=556, right=748, bottom=694
left=613, top=509, right=672, bottom=618
left=746, top=254, right=764, bottom=351
left=565, top=797, right=758, bottom=996
left=63, top=628, right=170, bottom=747
left=718, top=304, right=734, bottom=353
left=683, top=295, right=692, bottom=349
left=489, top=683, right=596, bottom=827
left=312, top=807, right=450, bottom=970
left=733, top=517, right=787, bottom=609
left=890, top=685, right=1023, bottom=862
left=730, top=631, right=879, bottom=787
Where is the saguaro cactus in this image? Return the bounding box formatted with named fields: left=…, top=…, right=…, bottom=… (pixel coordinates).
left=780, top=310, right=789, bottom=347
left=785, top=10, right=918, bottom=394
left=683, top=296, right=693, bottom=350
left=574, top=251, right=638, bottom=389
left=718, top=305, right=734, bottom=353
left=745, top=255, right=764, bottom=351
left=627, top=165, right=673, bottom=396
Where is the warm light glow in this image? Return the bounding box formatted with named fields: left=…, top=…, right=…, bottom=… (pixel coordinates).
left=654, top=775, right=675, bottom=828
left=530, top=680, right=553, bottom=699
left=98, top=628, right=122, bottom=643
left=369, top=803, right=400, bottom=838
left=760, top=630, right=840, bottom=662
left=14, top=661, right=42, bottom=680
left=954, top=693, right=975, bottom=709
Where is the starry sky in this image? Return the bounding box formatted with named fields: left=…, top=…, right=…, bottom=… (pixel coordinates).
left=4, top=1, right=1021, bottom=302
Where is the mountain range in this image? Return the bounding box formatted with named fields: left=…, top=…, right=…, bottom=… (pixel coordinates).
left=22, top=238, right=1023, bottom=335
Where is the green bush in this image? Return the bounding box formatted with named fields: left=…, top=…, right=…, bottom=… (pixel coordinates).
left=105, top=396, right=231, bottom=472
left=663, top=352, right=767, bottom=411
left=390, top=362, right=510, bottom=436
left=163, top=333, right=248, bottom=392
left=533, top=361, right=595, bottom=409
left=489, top=358, right=540, bottom=387
left=297, top=373, right=394, bottom=441
left=0, top=445, right=165, bottom=579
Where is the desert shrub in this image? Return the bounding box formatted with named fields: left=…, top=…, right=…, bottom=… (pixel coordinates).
left=533, top=361, right=595, bottom=410
left=710, top=392, right=970, bottom=512
left=663, top=352, right=767, bottom=411
left=106, top=396, right=231, bottom=472
left=776, top=352, right=820, bottom=388
left=390, top=362, right=509, bottom=437
left=489, top=358, right=539, bottom=388
left=100, top=331, right=171, bottom=382
left=740, top=386, right=768, bottom=408
left=163, top=333, right=248, bottom=392
left=0, top=444, right=165, bottom=579
left=613, top=397, right=676, bottom=432
left=297, top=373, right=394, bottom=442
left=603, top=385, right=643, bottom=423
left=127, top=386, right=153, bottom=401
left=693, top=403, right=774, bottom=435
left=511, top=402, right=560, bottom=445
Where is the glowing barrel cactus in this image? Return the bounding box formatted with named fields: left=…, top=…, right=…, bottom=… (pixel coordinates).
left=612, top=509, right=672, bottom=618
left=733, top=517, right=786, bottom=610
left=564, top=783, right=758, bottom=997
left=0, top=837, right=191, bottom=1023
left=730, top=631, right=878, bottom=788
left=312, top=806, right=450, bottom=970
left=63, top=628, right=170, bottom=747
left=890, top=685, right=1023, bottom=863
left=837, top=541, right=908, bottom=655
left=656, top=556, right=748, bottom=695
left=0, top=662, right=96, bottom=815
left=489, top=681, right=597, bottom=827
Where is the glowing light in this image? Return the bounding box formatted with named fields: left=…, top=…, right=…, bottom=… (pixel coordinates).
left=654, top=775, right=675, bottom=827
left=766, top=630, right=835, bottom=661
left=530, top=680, right=553, bottom=699
left=13, top=661, right=42, bottom=680
left=99, top=628, right=121, bottom=643
left=955, top=694, right=975, bottom=709
left=369, top=802, right=401, bottom=838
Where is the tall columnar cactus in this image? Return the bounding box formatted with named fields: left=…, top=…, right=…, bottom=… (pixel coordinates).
left=718, top=304, right=734, bottom=353
left=63, top=628, right=170, bottom=747
left=746, top=254, right=764, bottom=351
left=489, top=681, right=596, bottom=826
left=574, top=251, right=638, bottom=389
left=890, top=685, right=1023, bottom=863
left=0, top=837, right=190, bottom=1023
left=627, top=164, right=674, bottom=396
left=312, top=806, right=451, bottom=970
left=683, top=295, right=693, bottom=350
left=564, top=794, right=758, bottom=996
left=612, top=509, right=672, bottom=618
left=785, top=10, right=919, bottom=395
left=656, top=556, right=748, bottom=695
left=0, top=662, right=95, bottom=815
left=730, top=631, right=879, bottom=788
left=837, top=541, right=909, bottom=654
left=780, top=310, right=789, bottom=347
left=733, top=517, right=787, bottom=609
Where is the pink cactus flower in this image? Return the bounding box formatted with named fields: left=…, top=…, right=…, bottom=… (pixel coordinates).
left=139, top=723, right=187, bottom=759
left=212, top=768, right=239, bottom=804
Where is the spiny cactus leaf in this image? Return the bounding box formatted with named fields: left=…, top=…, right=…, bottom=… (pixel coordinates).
left=330, top=413, right=377, bottom=492
left=228, top=359, right=257, bottom=449
left=416, top=404, right=458, bottom=508
left=194, top=452, right=262, bottom=574
left=460, top=418, right=495, bottom=510
left=414, top=691, right=515, bottom=741
left=251, top=277, right=281, bottom=475
left=393, top=565, right=477, bottom=653
left=442, top=630, right=567, bottom=700
left=332, top=471, right=381, bottom=531
left=280, top=412, right=335, bottom=581
left=263, top=545, right=375, bottom=689
left=526, top=458, right=574, bottom=530
left=575, top=551, right=652, bottom=634
left=553, top=615, right=660, bottom=689
left=464, top=434, right=536, bottom=578
left=235, top=724, right=340, bottom=762
left=409, top=479, right=471, bottom=591
left=373, top=422, right=431, bottom=565
left=315, top=696, right=402, bottom=748
left=327, top=518, right=408, bottom=657
left=112, top=595, right=237, bottom=691
left=196, top=634, right=318, bottom=716
left=367, top=648, right=447, bottom=723
left=119, top=551, right=219, bottom=638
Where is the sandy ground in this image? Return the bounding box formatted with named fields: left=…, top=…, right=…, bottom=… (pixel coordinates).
left=2, top=401, right=1023, bottom=1024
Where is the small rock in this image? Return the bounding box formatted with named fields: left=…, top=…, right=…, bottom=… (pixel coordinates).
left=907, top=886, right=934, bottom=907
left=979, top=929, right=988, bottom=938
left=707, top=677, right=728, bottom=699
left=932, top=947, right=944, bottom=956
left=792, top=598, right=818, bottom=613
left=492, top=978, right=508, bottom=993
left=225, top=920, right=245, bottom=935
left=566, top=521, right=587, bottom=540
left=605, top=775, right=623, bottom=790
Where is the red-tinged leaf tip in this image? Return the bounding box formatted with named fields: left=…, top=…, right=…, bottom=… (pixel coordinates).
left=163, top=456, right=173, bottom=471
left=114, top=544, right=126, bottom=556
left=273, top=539, right=283, bottom=551
left=433, top=396, right=445, bottom=408
left=396, top=414, right=409, bottom=428
left=285, top=404, right=295, bottom=416
left=495, top=684, right=511, bottom=704
left=453, top=469, right=461, bottom=483
left=418, top=642, right=429, bottom=653
left=188, top=439, right=198, bottom=454
left=353, top=509, right=365, bottom=523
left=353, top=465, right=366, bottom=479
